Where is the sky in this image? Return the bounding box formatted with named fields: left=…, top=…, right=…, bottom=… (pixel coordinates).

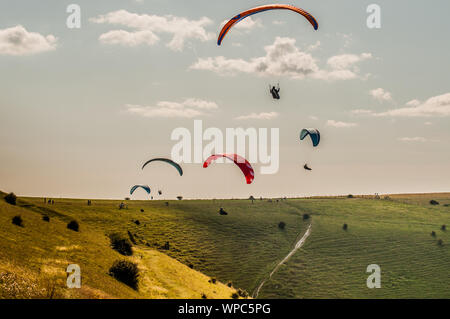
left=0, top=0, right=449, bottom=200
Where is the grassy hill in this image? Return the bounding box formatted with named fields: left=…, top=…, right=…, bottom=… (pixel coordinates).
left=1, top=191, right=448, bottom=298
left=0, top=191, right=238, bottom=299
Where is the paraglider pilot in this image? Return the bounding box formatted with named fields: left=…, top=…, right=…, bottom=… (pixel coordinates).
left=270, top=84, right=280, bottom=100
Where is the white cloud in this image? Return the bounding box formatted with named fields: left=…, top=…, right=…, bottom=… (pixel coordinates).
left=191, top=37, right=372, bottom=80
left=272, top=20, right=285, bottom=26
left=220, top=17, right=262, bottom=31
left=352, top=93, right=450, bottom=118
left=126, top=98, right=218, bottom=118
left=326, top=120, right=358, bottom=128
left=351, top=109, right=374, bottom=115
left=307, top=41, right=321, bottom=51
left=309, top=115, right=319, bottom=120
left=373, top=93, right=450, bottom=117
left=398, top=137, right=427, bottom=142
left=91, top=10, right=213, bottom=51
left=370, top=88, right=392, bottom=102
left=235, top=112, right=279, bottom=120
left=0, top=25, right=57, bottom=56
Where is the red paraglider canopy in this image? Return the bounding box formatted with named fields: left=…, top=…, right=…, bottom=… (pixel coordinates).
left=203, top=154, right=255, bottom=184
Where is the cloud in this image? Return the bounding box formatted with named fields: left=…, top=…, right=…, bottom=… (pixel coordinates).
left=126, top=98, right=218, bottom=118
left=91, top=10, right=213, bottom=51
left=309, top=115, right=319, bottom=120
left=235, top=112, right=279, bottom=120
left=0, top=25, right=57, bottom=56
left=398, top=137, right=427, bottom=142
left=326, top=120, right=358, bottom=128
left=370, top=88, right=392, bottom=102
left=220, top=17, right=262, bottom=31
left=191, top=37, right=372, bottom=80
left=351, top=109, right=374, bottom=115
left=355, top=93, right=450, bottom=118
left=272, top=20, right=285, bottom=26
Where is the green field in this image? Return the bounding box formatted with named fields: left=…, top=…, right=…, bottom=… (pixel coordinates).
left=1, top=191, right=449, bottom=298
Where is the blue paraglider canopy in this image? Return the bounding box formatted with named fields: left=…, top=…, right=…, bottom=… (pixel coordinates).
left=130, top=185, right=151, bottom=196
left=300, top=128, right=320, bottom=147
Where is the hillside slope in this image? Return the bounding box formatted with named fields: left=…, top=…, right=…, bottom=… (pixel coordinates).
left=0, top=192, right=237, bottom=299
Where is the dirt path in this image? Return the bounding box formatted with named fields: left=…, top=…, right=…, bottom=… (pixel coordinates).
left=252, top=223, right=312, bottom=298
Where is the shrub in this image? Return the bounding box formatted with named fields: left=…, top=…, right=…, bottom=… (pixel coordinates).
left=124, top=197, right=130, bottom=201
left=163, top=241, right=170, bottom=250
left=347, top=194, right=354, bottom=199
left=140, top=209, right=144, bottom=213
left=177, top=196, right=183, bottom=200
left=12, top=215, right=23, bottom=227
left=231, top=292, right=239, bottom=299
left=4, top=193, right=17, bottom=205
left=237, top=288, right=249, bottom=298
left=441, top=225, right=446, bottom=231
left=188, top=263, right=194, bottom=269
left=343, top=224, right=348, bottom=231
left=437, top=239, right=443, bottom=246
left=431, top=231, right=436, bottom=237
left=383, top=196, right=391, bottom=200
left=127, top=231, right=137, bottom=245
left=303, top=213, right=310, bottom=220
left=430, top=200, right=439, bottom=205
left=134, top=220, right=140, bottom=225
left=109, top=260, right=139, bottom=290
left=209, top=277, right=217, bottom=284
left=278, top=221, right=286, bottom=230
left=109, top=233, right=133, bottom=256
left=67, top=220, right=79, bottom=232
left=227, top=281, right=233, bottom=288
left=201, top=293, right=207, bottom=299
left=42, top=215, right=50, bottom=222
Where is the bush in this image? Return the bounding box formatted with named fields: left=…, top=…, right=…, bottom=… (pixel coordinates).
left=140, top=209, right=144, bottom=213
left=441, top=225, right=446, bottom=231
left=430, top=200, right=439, bottom=205
left=431, top=231, right=436, bottom=237
left=201, top=293, right=207, bottom=299
left=4, top=193, right=17, bottom=205
left=209, top=277, right=217, bottom=284
left=109, top=233, right=133, bottom=256
left=437, top=239, right=443, bottom=246
left=343, top=224, right=348, bottom=231
left=134, top=220, right=140, bottom=225
left=42, top=215, right=50, bottom=222
left=303, top=213, right=310, bottom=221
left=109, top=260, right=139, bottom=290
left=383, top=196, right=391, bottom=200
left=177, top=196, right=183, bottom=201
left=278, top=221, right=286, bottom=230
left=237, top=288, right=249, bottom=298
left=347, top=194, right=354, bottom=199
left=231, top=292, right=239, bottom=299
left=12, top=215, right=23, bottom=227
left=67, top=220, right=79, bottom=232
left=227, top=281, right=233, bottom=288
left=127, top=231, right=137, bottom=245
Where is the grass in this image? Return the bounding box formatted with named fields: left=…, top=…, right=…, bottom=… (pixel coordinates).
left=0, top=191, right=238, bottom=299
left=1, top=191, right=449, bottom=298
